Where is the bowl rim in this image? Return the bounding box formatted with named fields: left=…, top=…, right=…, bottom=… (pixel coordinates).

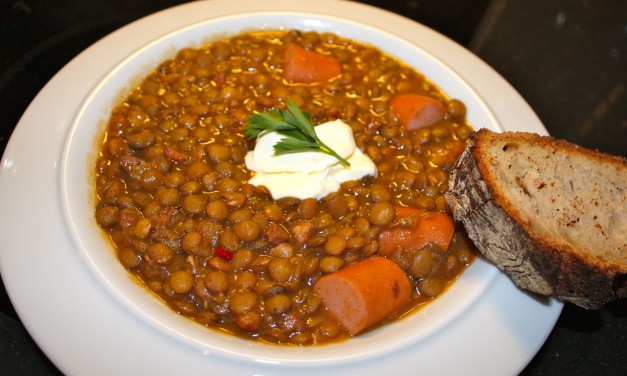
left=60, top=10, right=499, bottom=366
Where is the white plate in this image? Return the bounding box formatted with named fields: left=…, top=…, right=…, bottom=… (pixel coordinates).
left=61, top=8, right=502, bottom=367
left=0, top=0, right=562, bottom=375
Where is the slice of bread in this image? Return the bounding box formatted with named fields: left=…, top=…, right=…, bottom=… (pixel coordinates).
left=445, top=128, right=626, bottom=309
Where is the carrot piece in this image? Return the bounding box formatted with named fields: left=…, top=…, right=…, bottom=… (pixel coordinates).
left=284, top=44, right=341, bottom=83
left=378, top=206, right=455, bottom=257
left=314, top=256, right=411, bottom=335
left=390, top=93, right=446, bottom=130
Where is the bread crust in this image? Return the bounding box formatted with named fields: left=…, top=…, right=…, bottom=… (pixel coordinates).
left=445, top=128, right=626, bottom=309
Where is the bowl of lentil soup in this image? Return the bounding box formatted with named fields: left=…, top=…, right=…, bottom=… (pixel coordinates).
left=62, top=11, right=500, bottom=365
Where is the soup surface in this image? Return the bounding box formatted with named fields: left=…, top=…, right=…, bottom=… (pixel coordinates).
left=94, top=30, right=475, bottom=345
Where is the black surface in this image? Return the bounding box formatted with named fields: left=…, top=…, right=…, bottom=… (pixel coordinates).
left=1, top=0, right=625, bottom=375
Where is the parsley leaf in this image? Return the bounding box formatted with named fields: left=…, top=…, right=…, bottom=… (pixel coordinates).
left=244, top=100, right=350, bottom=166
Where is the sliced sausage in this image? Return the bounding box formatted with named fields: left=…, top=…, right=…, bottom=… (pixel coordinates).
left=314, top=256, right=411, bottom=335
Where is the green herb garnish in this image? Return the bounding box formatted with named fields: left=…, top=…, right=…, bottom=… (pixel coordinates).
left=244, top=100, right=350, bottom=167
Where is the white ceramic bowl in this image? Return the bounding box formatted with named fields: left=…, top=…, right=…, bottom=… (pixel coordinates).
left=61, top=10, right=499, bottom=367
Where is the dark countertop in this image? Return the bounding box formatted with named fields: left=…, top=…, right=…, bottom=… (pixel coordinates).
left=1, top=0, right=625, bottom=374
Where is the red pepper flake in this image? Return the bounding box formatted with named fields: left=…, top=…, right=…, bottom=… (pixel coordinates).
left=214, top=246, right=233, bottom=261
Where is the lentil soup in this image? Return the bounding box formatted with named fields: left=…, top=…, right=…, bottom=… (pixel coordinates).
left=94, top=29, right=475, bottom=345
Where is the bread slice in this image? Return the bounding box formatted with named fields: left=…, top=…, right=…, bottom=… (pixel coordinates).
left=445, top=128, right=626, bottom=309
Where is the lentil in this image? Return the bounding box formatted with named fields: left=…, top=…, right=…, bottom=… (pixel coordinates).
left=94, top=29, right=475, bottom=346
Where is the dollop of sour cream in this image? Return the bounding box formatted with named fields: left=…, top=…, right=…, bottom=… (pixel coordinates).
left=245, top=119, right=377, bottom=200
